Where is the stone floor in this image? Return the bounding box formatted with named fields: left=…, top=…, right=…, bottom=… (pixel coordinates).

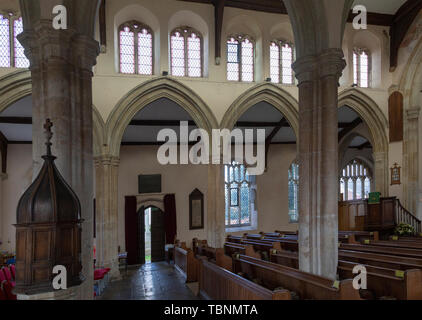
left=99, top=261, right=200, bottom=300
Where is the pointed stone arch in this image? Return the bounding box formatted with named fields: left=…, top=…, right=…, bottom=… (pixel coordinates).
left=0, top=70, right=106, bottom=160
left=105, top=76, right=218, bottom=158
left=220, top=83, right=299, bottom=139
left=399, top=36, right=422, bottom=216
left=338, top=88, right=389, bottom=196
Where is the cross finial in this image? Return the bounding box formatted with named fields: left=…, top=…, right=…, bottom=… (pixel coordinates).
left=44, top=118, right=53, bottom=156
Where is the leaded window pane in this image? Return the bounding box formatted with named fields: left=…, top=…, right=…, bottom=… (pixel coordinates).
left=225, top=162, right=254, bottom=228
left=270, top=42, right=279, bottom=83
left=356, top=178, right=362, bottom=199
left=138, top=29, right=153, bottom=75
left=13, top=17, right=29, bottom=68
left=171, top=32, right=185, bottom=77
left=227, top=38, right=240, bottom=81
left=281, top=44, right=293, bottom=84
left=0, top=15, right=10, bottom=67
left=120, top=27, right=135, bottom=74
left=241, top=39, right=254, bottom=82
left=340, top=159, right=372, bottom=201
left=187, top=33, right=201, bottom=77
left=288, top=162, right=299, bottom=223
left=353, top=49, right=370, bottom=88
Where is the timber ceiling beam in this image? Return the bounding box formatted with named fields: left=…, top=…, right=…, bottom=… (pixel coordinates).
left=99, top=0, right=107, bottom=52
left=178, top=0, right=395, bottom=26
left=0, top=130, right=8, bottom=174
left=264, top=117, right=288, bottom=168
left=338, top=118, right=363, bottom=142
left=389, top=0, right=422, bottom=71
left=0, top=117, right=32, bottom=124
left=214, top=0, right=226, bottom=64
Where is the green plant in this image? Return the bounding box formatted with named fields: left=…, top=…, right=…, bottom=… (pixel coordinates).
left=394, top=223, right=415, bottom=236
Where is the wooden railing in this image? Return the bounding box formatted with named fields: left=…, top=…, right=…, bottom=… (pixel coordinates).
left=395, top=199, right=421, bottom=234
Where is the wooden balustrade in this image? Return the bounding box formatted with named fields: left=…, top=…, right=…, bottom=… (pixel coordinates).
left=395, top=199, right=421, bottom=234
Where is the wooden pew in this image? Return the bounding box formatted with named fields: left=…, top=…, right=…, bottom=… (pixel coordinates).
left=174, top=243, right=199, bottom=283
left=269, top=250, right=422, bottom=300
left=192, top=239, right=233, bottom=272
left=337, top=260, right=422, bottom=300
left=339, top=231, right=379, bottom=242
left=234, top=254, right=361, bottom=300
left=339, top=249, right=422, bottom=270
left=363, top=240, right=422, bottom=250
left=198, top=259, right=291, bottom=300
left=274, top=230, right=298, bottom=236
left=224, top=242, right=261, bottom=260
left=340, top=243, right=422, bottom=259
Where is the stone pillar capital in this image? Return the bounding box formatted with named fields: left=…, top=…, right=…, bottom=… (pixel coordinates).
left=18, top=22, right=99, bottom=72
left=94, top=155, right=120, bottom=167
left=407, top=107, right=421, bottom=121
left=292, top=49, right=346, bottom=84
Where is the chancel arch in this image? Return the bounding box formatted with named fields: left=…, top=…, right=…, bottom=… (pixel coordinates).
left=338, top=88, right=389, bottom=197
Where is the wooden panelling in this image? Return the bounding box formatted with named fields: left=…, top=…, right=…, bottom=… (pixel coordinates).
left=199, top=259, right=291, bottom=300
left=174, top=246, right=199, bottom=282
left=389, top=91, right=404, bottom=142
left=338, top=200, right=367, bottom=231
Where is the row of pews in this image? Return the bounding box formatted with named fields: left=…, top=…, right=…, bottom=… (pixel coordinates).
left=174, top=231, right=422, bottom=300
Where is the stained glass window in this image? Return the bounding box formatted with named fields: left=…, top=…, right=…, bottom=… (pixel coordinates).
left=119, top=21, right=153, bottom=75
left=225, top=161, right=255, bottom=227
left=270, top=40, right=294, bottom=84
left=288, top=161, right=299, bottom=223
left=226, top=35, right=254, bottom=82
left=170, top=27, right=202, bottom=77
left=340, top=159, right=372, bottom=201
left=353, top=48, right=370, bottom=88
left=0, top=14, right=29, bottom=68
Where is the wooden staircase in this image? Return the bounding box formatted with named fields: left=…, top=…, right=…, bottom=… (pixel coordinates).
left=395, top=198, right=421, bottom=234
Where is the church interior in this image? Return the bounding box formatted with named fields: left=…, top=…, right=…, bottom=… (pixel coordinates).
left=0, top=0, right=422, bottom=302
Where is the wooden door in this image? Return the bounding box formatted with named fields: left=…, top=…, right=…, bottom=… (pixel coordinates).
left=151, top=207, right=165, bottom=262
left=138, top=207, right=146, bottom=265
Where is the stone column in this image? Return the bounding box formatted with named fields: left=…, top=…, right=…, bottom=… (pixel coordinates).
left=0, top=173, right=4, bottom=250
left=373, top=151, right=388, bottom=196
left=94, top=155, right=120, bottom=279
left=403, top=107, right=420, bottom=215
left=293, top=49, right=346, bottom=280
left=19, top=22, right=99, bottom=299
left=207, top=163, right=226, bottom=248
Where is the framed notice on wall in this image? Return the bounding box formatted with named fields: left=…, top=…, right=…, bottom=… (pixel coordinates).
left=189, top=188, right=204, bottom=230
left=390, top=163, right=401, bottom=186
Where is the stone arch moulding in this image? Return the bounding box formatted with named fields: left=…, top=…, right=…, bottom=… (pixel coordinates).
left=220, top=82, right=299, bottom=138
left=399, top=36, right=422, bottom=216
left=338, top=88, right=389, bottom=196
left=105, top=76, right=218, bottom=158
left=0, top=70, right=106, bottom=158
left=136, top=193, right=167, bottom=212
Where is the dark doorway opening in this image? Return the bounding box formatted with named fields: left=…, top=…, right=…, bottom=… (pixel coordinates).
left=138, top=206, right=166, bottom=264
